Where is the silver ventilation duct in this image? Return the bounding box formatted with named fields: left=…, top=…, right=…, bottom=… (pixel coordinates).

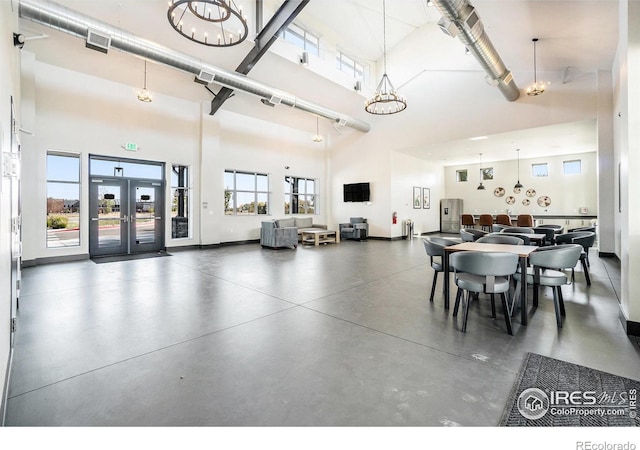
left=432, top=0, right=520, bottom=102
left=18, top=0, right=371, bottom=133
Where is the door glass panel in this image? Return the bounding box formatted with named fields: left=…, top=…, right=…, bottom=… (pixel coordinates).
left=98, top=185, right=122, bottom=248
left=135, top=187, right=156, bottom=245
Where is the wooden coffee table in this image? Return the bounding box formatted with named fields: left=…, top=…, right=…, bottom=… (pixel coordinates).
left=301, top=229, right=340, bottom=246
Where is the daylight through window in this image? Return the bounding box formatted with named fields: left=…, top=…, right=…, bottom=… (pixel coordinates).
left=47, top=152, right=80, bottom=248
left=225, top=170, right=269, bottom=215
left=284, top=176, right=318, bottom=215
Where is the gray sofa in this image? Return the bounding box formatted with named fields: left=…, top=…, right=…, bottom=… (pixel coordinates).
left=260, top=217, right=327, bottom=249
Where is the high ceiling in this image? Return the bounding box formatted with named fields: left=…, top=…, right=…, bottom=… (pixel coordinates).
left=16, top=0, right=620, bottom=165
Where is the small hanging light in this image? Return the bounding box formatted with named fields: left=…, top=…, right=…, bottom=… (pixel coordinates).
left=477, top=153, right=486, bottom=190
left=312, top=116, right=323, bottom=143
left=137, top=60, right=152, bottom=103
left=526, top=38, right=545, bottom=96
left=514, top=148, right=524, bottom=190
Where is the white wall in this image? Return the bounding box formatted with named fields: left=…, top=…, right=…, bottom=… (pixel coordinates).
left=615, top=0, right=640, bottom=329
left=0, top=0, right=20, bottom=422
left=199, top=109, right=329, bottom=245
left=390, top=151, right=444, bottom=237
left=597, top=70, right=616, bottom=254
left=443, top=152, right=598, bottom=218
left=21, top=61, right=202, bottom=262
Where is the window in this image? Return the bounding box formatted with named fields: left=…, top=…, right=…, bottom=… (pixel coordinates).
left=47, top=152, right=80, bottom=248
left=281, top=23, right=319, bottom=56
left=532, top=163, right=548, bottom=177
left=456, top=169, right=468, bottom=182
left=171, top=165, right=190, bottom=239
left=481, top=167, right=494, bottom=181
left=284, top=176, right=318, bottom=214
left=563, top=160, right=581, bottom=175
left=336, top=51, right=366, bottom=81
left=224, top=170, right=269, bottom=215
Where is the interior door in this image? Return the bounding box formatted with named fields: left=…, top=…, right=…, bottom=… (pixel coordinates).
left=89, top=178, right=129, bottom=256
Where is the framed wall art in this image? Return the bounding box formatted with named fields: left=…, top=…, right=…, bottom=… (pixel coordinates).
left=413, top=186, right=421, bottom=209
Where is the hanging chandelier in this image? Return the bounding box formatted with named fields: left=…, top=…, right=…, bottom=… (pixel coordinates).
left=365, top=0, right=407, bottom=115
left=477, top=153, right=486, bottom=190
left=526, top=38, right=545, bottom=96
left=167, top=0, right=248, bottom=47
left=137, top=60, right=152, bottom=102
left=514, top=148, right=523, bottom=190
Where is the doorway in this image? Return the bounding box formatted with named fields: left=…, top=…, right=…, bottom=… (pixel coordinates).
left=89, top=156, right=165, bottom=257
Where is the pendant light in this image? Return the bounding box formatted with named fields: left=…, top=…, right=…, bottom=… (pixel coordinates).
left=514, top=148, right=523, bottom=189
left=477, top=153, right=486, bottom=190
left=137, top=60, right=152, bottom=102
left=526, top=38, right=545, bottom=96
left=364, top=0, right=407, bottom=115
left=312, top=116, right=323, bottom=143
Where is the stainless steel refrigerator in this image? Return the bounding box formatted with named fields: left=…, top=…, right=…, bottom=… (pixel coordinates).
left=440, top=199, right=463, bottom=233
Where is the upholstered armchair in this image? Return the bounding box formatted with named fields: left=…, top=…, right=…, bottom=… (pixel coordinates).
left=339, top=217, right=368, bottom=241
left=260, top=221, right=298, bottom=249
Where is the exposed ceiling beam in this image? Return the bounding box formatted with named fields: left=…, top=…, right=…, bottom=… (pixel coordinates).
left=209, top=0, right=310, bottom=115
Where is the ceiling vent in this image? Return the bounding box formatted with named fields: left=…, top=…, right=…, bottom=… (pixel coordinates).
left=195, top=70, right=215, bottom=85
left=269, top=95, right=282, bottom=105
left=437, top=17, right=458, bottom=38
left=85, top=29, right=111, bottom=53
left=336, top=118, right=347, bottom=127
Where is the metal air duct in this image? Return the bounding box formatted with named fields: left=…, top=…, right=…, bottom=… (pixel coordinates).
left=18, top=0, right=371, bottom=133
left=432, top=0, right=520, bottom=102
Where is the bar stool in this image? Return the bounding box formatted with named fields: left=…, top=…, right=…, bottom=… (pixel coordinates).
left=517, top=214, right=534, bottom=227
left=478, top=214, right=493, bottom=231
left=495, top=214, right=512, bottom=226
left=461, top=214, right=476, bottom=229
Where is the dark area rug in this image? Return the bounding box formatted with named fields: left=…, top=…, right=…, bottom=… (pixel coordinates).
left=91, top=251, right=171, bottom=264
left=499, top=352, right=640, bottom=426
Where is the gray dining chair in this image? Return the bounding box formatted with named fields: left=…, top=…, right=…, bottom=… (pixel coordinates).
left=476, top=235, right=524, bottom=245
left=501, top=227, right=534, bottom=234
left=532, top=226, right=557, bottom=246
left=423, top=237, right=460, bottom=303
left=460, top=229, right=474, bottom=242
left=555, top=231, right=596, bottom=285
left=512, top=244, right=582, bottom=328
left=450, top=251, right=519, bottom=335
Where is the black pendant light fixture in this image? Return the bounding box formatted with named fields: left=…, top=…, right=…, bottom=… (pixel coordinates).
left=477, top=153, right=486, bottom=190
left=514, top=148, right=523, bottom=190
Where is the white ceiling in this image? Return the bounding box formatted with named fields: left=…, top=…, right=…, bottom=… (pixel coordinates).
left=17, top=0, right=620, bottom=165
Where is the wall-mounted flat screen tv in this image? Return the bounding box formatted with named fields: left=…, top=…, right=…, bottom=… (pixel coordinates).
left=343, top=182, right=370, bottom=202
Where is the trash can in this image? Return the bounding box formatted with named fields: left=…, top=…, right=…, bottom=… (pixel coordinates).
left=403, top=219, right=414, bottom=240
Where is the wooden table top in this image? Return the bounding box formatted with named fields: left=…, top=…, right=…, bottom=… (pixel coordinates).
left=445, top=242, right=539, bottom=257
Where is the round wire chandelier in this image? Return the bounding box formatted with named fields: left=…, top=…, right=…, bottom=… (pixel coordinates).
left=365, top=0, right=407, bottom=115
left=167, top=0, right=248, bottom=47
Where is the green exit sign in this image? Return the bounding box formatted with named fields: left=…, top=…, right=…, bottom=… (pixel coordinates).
left=124, top=143, right=138, bottom=151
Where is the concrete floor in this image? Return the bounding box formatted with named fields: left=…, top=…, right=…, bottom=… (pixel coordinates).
left=6, top=238, right=640, bottom=426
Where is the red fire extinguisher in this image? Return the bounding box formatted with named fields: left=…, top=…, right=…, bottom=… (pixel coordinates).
left=392, top=212, right=397, bottom=224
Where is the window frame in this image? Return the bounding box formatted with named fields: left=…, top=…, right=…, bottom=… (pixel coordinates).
left=284, top=175, right=318, bottom=215
left=224, top=170, right=270, bottom=216
left=563, top=159, right=582, bottom=175
left=46, top=151, right=81, bottom=248
left=480, top=167, right=494, bottom=181
left=456, top=169, right=468, bottom=182
left=336, top=51, right=366, bottom=82
left=281, top=23, right=320, bottom=57
left=531, top=163, right=549, bottom=177
left=171, top=164, right=191, bottom=239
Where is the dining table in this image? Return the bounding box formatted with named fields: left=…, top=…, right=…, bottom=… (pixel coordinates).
left=495, top=232, right=547, bottom=245
left=443, top=242, right=539, bottom=325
